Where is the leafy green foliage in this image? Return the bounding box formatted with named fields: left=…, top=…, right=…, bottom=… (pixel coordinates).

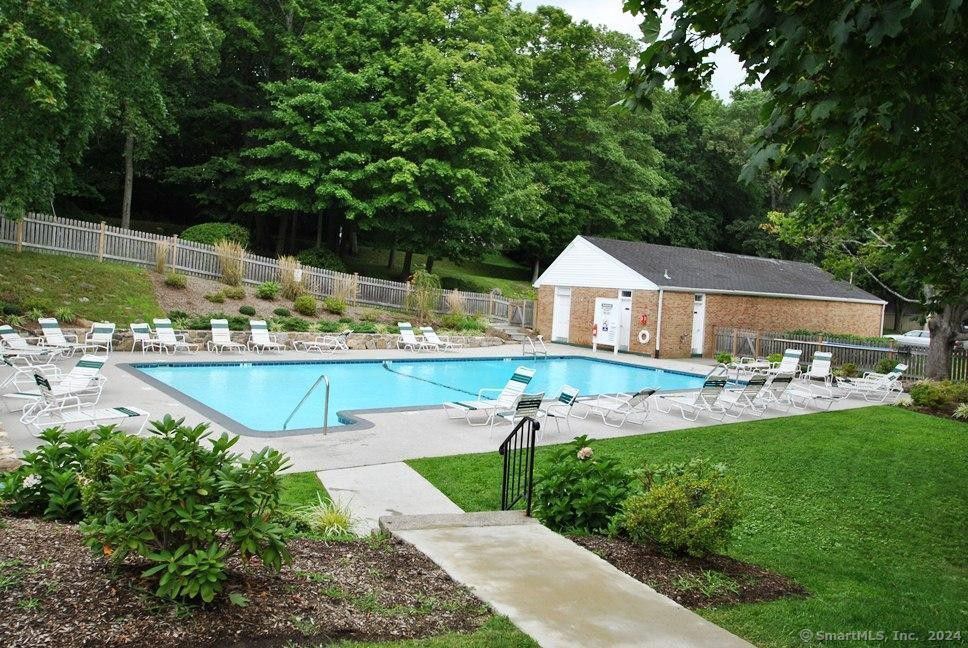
left=875, top=357, right=898, bottom=375
left=953, top=403, right=968, bottom=421
left=293, top=295, right=317, bottom=316
left=271, top=316, right=311, bottom=332
left=286, top=494, right=355, bottom=539
left=766, top=353, right=782, bottom=365
left=323, top=297, right=346, bottom=316
left=79, top=415, right=291, bottom=603
left=180, top=222, right=250, bottom=247
left=164, top=272, right=187, bottom=289
left=406, top=270, right=441, bottom=322
left=238, top=305, right=256, bottom=316
left=834, top=363, right=858, bottom=378
left=204, top=291, right=225, bottom=303
left=297, top=247, right=347, bottom=272
left=616, top=458, right=742, bottom=557
left=256, top=281, right=280, bottom=300
left=532, top=436, right=630, bottom=533
left=54, top=306, right=76, bottom=323
left=272, top=307, right=291, bottom=317
left=714, top=353, right=732, bottom=365
left=438, top=313, right=485, bottom=332
left=909, top=381, right=968, bottom=415
left=222, top=285, right=246, bottom=300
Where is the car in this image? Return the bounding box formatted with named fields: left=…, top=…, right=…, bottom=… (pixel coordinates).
left=884, top=330, right=931, bottom=348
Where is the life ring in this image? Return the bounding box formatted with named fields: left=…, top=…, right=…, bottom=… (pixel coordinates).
left=638, top=329, right=651, bottom=344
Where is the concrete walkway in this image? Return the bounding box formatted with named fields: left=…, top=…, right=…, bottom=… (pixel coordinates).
left=317, top=462, right=463, bottom=534
left=382, top=513, right=753, bottom=648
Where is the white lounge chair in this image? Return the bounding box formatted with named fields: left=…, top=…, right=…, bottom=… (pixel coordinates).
left=655, top=376, right=730, bottom=421
left=130, top=322, right=163, bottom=353
left=542, top=385, right=580, bottom=435
left=1, top=352, right=58, bottom=390
left=22, top=375, right=148, bottom=434
left=5, top=355, right=107, bottom=413
left=835, top=364, right=906, bottom=403
left=761, top=348, right=802, bottom=377
left=799, top=351, right=833, bottom=385
left=292, top=330, right=351, bottom=353
left=206, top=319, right=246, bottom=353
left=420, top=326, right=464, bottom=351
left=718, top=374, right=770, bottom=418
left=575, top=388, right=656, bottom=428
left=443, top=366, right=536, bottom=426
left=491, top=392, right=545, bottom=438
left=81, top=322, right=116, bottom=354
left=0, top=324, right=61, bottom=358
left=247, top=320, right=285, bottom=353
left=152, top=319, right=199, bottom=354
left=397, top=322, right=438, bottom=351
left=38, top=318, right=90, bottom=356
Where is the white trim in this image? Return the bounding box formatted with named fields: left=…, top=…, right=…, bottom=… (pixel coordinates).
left=533, top=236, right=658, bottom=290
left=658, top=286, right=886, bottom=305
left=879, top=303, right=886, bottom=334
left=655, top=288, right=664, bottom=356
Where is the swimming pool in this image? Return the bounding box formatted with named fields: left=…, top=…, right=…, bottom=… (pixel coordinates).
left=130, top=356, right=705, bottom=435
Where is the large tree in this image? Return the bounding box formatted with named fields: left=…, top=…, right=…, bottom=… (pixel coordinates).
left=625, top=0, right=967, bottom=378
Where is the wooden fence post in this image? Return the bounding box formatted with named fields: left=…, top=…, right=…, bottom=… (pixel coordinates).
left=353, top=272, right=359, bottom=305
left=14, top=219, right=24, bottom=253
left=170, top=234, right=178, bottom=271
left=755, top=332, right=761, bottom=358
left=97, top=221, right=107, bottom=261
left=731, top=329, right=738, bottom=355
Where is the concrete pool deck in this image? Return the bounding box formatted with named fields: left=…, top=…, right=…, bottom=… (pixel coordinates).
left=1, top=342, right=877, bottom=471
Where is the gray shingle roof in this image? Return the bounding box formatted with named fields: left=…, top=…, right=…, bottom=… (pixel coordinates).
left=583, top=236, right=884, bottom=302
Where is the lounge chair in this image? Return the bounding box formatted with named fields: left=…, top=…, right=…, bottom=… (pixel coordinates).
left=81, top=322, right=116, bottom=354
left=799, top=351, right=833, bottom=385
left=292, top=330, right=351, bottom=353
left=130, top=322, right=163, bottom=353
left=22, top=374, right=148, bottom=434
left=542, top=385, right=580, bottom=435
left=491, top=392, right=545, bottom=438
left=3, top=355, right=107, bottom=412
left=443, top=366, right=536, bottom=426
left=760, top=348, right=802, bottom=377
left=247, top=320, right=285, bottom=353
left=206, top=319, right=246, bottom=353
left=655, top=376, right=729, bottom=421
left=38, top=318, right=89, bottom=356
left=835, top=364, right=906, bottom=403
left=718, top=374, right=770, bottom=418
left=727, top=356, right=771, bottom=379
left=152, top=319, right=199, bottom=354
left=575, top=388, right=656, bottom=428
left=420, top=326, right=464, bottom=351
left=1, top=352, right=58, bottom=389
left=0, top=324, right=61, bottom=358
left=397, top=322, right=438, bottom=351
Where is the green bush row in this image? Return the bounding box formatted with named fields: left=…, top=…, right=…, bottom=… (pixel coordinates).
left=909, top=380, right=968, bottom=414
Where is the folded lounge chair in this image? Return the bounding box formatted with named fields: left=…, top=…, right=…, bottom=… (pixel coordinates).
left=22, top=374, right=148, bottom=435
left=153, top=319, right=199, bottom=354
left=397, top=323, right=438, bottom=351
left=575, top=388, right=657, bottom=428
left=542, top=385, right=580, bottom=435
left=655, top=376, right=729, bottom=421
left=292, top=330, right=351, bottom=353
left=130, top=322, right=162, bottom=353
left=0, top=324, right=61, bottom=358
left=443, top=366, right=536, bottom=426
left=207, top=319, right=246, bottom=353
left=718, top=374, right=769, bottom=418
left=420, top=326, right=464, bottom=351
left=4, top=355, right=107, bottom=412
left=247, top=320, right=285, bottom=353
left=835, top=364, right=906, bottom=403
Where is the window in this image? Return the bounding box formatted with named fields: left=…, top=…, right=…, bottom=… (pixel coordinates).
left=620, top=290, right=632, bottom=298
left=694, top=294, right=705, bottom=302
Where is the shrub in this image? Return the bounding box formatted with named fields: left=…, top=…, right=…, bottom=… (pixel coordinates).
left=273, top=316, right=311, bottom=332
left=239, top=305, right=256, bottom=316
left=273, top=307, right=291, bottom=317
left=278, top=255, right=304, bottom=300
left=79, top=415, right=290, bottom=603
left=766, top=353, right=782, bottom=364
left=164, top=272, right=187, bottom=289
left=406, top=270, right=441, bottom=322
left=256, top=281, right=281, bottom=300
left=834, top=362, right=858, bottom=378
left=54, top=307, right=76, bottom=323
left=167, top=309, right=189, bottom=321
left=909, top=380, right=968, bottom=414
left=182, top=313, right=247, bottom=331
left=205, top=291, right=226, bottom=304
left=181, top=222, right=250, bottom=248
left=617, top=458, right=742, bottom=557
left=215, top=240, right=245, bottom=287
left=332, top=275, right=358, bottom=303
left=223, top=285, right=246, bottom=300
left=714, top=352, right=733, bottom=365
left=293, top=295, right=317, bottom=316
left=316, top=320, right=341, bottom=333
left=953, top=403, right=968, bottom=421
left=0, top=426, right=122, bottom=522
left=154, top=240, right=170, bottom=274
left=532, top=436, right=630, bottom=533
left=287, top=494, right=355, bottom=539
left=1, top=302, right=23, bottom=316
left=875, top=357, right=899, bottom=374
left=296, top=246, right=347, bottom=272
left=445, top=288, right=465, bottom=315
left=348, top=321, right=376, bottom=334
left=439, top=313, right=485, bottom=332
left=323, top=296, right=346, bottom=315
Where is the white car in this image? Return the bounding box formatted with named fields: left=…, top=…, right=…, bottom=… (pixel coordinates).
left=884, top=330, right=931, bottom=348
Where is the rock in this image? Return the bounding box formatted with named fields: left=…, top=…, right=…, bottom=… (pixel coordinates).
left=0, top=422, right=22, bottom=472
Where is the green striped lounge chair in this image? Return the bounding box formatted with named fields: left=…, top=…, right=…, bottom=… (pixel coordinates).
left=152, top=319, right=199, bottom=354
left=800, top=351, right=833, bottom=385
left=81, top=322, right=116, bottom=354
left=21, top=374, right=148, bottom=435
left=420, top=326, right=464, bottom=351
left=491, top=391, right=546, bottom=438
left=575, top=388, right=657, bottom=428
left=2, top=354, right=107, bottom=412
left=207, top=319, right=246, bottom=353
left=655, top=375, right=729, bottom=421
left=835, top=364, right=907, bottom=403
left=247, top=320, right=285, bottom=353
left=443, top=365, right=536, bottom=426
left=0, top=324, right=59, bottom=359
left=130, top=322, right=162, bottom=353
left=763, top=348, right=803, bottom=377
left=718, top=374, right=770, bottom=418
left=397, top=322, right=438, bottom=351
left=542, top=385, right=580, bottom=436
left=292, top=330, right=352, bottom=353
left=38, top=318, right=87, bottom=356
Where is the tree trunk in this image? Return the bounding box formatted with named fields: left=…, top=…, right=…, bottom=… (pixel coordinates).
left=121, top=133, right=135, bottom=229
left=275, top=214, right=289, bottom=256
left=289, top=214, right=299, bottom=250
left=348, top=224, right=359, bottom=255
left=425, top=255, right=434, bottom=273
left=401, top=250, right=414, bottom=278
left=254, top=215, right=267, bottom=254
left=531, top=257, right=541, bottom=283
left=316, top=213, right=323, bottom=248
left=387, top=246, right=396, bottom=269
left=925, top=303, right=967, bottom=380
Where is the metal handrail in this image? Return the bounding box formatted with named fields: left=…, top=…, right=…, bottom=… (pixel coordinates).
left=283, top=374, right=330, bottom=433
left=522, top=335, right=548, bottom=357
left=499, top=416, right=539, bottom=515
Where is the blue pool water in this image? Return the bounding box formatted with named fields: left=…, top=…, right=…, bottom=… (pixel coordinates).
left=135, top=356, right=705, bottom=432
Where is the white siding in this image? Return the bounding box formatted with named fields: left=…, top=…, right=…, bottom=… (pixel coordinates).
left=533, top=236, right=657, bottom=290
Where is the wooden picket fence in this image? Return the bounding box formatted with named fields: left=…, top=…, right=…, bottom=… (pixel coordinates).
left=0, top=213, right=535, bottom=326
left=714, top=326, right=968, bottom=381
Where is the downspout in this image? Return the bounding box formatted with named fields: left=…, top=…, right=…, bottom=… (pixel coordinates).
left=655, top=289, right=664, bottom=358
left=879, top=302, right=886, bottom=335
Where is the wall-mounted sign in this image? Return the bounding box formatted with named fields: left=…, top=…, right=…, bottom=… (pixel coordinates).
left=593, top=298, right=620, bottom=351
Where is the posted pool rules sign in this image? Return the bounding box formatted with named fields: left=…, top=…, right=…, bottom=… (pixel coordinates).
left=593, top=297, right=620, bottom=352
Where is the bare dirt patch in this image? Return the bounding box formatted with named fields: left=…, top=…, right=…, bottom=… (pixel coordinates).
left=0, top=516, right=490, bottom=647
left=570, top=534, right=807, bottom=609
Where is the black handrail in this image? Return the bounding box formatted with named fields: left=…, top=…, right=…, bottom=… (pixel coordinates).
left=499, top=416, right=539, bottom=515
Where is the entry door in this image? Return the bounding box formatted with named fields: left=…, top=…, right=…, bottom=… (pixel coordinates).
left=690, top=294, right=706, bottom=355
left=619, top=290, right=633, bottom=351
left=551, top=287, right=572, bottom=342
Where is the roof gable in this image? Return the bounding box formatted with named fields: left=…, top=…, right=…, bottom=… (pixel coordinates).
left=533, top=237, right=657, bottom=290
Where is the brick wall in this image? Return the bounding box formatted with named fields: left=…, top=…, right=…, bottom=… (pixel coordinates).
left=657, top=291, right=695, bottom=358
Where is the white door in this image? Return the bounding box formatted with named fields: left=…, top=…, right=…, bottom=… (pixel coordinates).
left=551, top=287, right=572, bottom=342
left=690, top=293, right=706, bottom=355
left=619, top=291, right=633, bottom=351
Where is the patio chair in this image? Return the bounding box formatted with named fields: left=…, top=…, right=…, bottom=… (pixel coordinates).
left=491, top=392, right=545, bottom=439
left=22, top=374, right=148, bottom=435
left=38, top=318, right=89, bottom=356
left=835, top=364, right=906, bottom=403
left=292, top=330, right=351, bottom=353
left=654, top=376, right=729, bottom=421
left=0, top=325, right=63, bottom=360
left=761, top=348, right=802, bottom=377
left=247, top=320, right=285, bottom=353
left=726, top=356, right=771, bottom=379
left=576, top=388, right=657, bottom=428
left=718, top=374, right=770, bottom=418
left=4, top=355, right=107, bottom=412
left=206, top=319, right=246, bottom=353
left=799, top=351, right=833, bottom=385
left=81, top=322, right=116, bottom=354
left=396, top=323, right=438, bottom=351
left=1, top=351, right=58, bottom=389
left=420, top=326, right=464, bottom=351
left=443, top=365, right=536, bottom=426
left=152, top=319, right=199, bottom=354
left=542, top=385, right=580, bottom=436
left=130, top=322, right=163, bottom=353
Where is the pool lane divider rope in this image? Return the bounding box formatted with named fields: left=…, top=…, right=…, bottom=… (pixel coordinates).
left=381, top=361, right=478, bottom=398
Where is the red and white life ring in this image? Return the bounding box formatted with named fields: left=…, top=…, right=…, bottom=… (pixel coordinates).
left=638, top=329, right=651, bottom=344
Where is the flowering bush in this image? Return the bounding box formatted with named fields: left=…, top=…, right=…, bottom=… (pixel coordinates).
left=532, top=435, right=630, bottom=533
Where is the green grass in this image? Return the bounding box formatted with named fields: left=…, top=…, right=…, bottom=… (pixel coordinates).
left=343, top=247, right=535, bottom=299
left=408, top=408, right=968, bottom=647
left=331, top=617, right=537, bottom=647
left=278, top=472, right=331, bottom=509
left=0, top=249, right=164, bottom=326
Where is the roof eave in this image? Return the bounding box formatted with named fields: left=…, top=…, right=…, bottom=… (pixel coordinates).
left=658, top=285, right=887, bottom=305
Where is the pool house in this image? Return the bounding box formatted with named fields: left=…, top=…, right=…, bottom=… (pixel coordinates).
left=533, top=236, right=887, bottom=358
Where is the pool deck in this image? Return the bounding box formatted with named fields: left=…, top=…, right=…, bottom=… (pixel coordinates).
left=2, top=342, right=877, bottom=471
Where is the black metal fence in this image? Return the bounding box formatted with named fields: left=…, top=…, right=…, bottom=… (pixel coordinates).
left=499, top=416, right=539, bottom=515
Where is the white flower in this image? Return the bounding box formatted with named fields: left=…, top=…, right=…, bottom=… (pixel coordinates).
left=22, top=474, right=41, bottom=489
left=576, top=447, right=593, bottom=461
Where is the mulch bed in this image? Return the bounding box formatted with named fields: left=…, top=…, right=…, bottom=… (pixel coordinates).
left=571, top=534, right=807, bottom=609
left=0, top=516, right=489, bottom=647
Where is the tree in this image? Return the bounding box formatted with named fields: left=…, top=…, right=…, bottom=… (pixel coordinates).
left=625, top=0, right=967, bottom=378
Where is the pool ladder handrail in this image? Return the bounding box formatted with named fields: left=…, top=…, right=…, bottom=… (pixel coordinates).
left=283, top=374, right=330, bottom=434
left=522, top=335, right=548, bottom=357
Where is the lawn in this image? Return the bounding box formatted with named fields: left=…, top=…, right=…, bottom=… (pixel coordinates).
left=343, top=246, right=536, bottom=299
left=408, top=407, right=968, bottom=647
left=0, top=249, right=164, bottom=326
